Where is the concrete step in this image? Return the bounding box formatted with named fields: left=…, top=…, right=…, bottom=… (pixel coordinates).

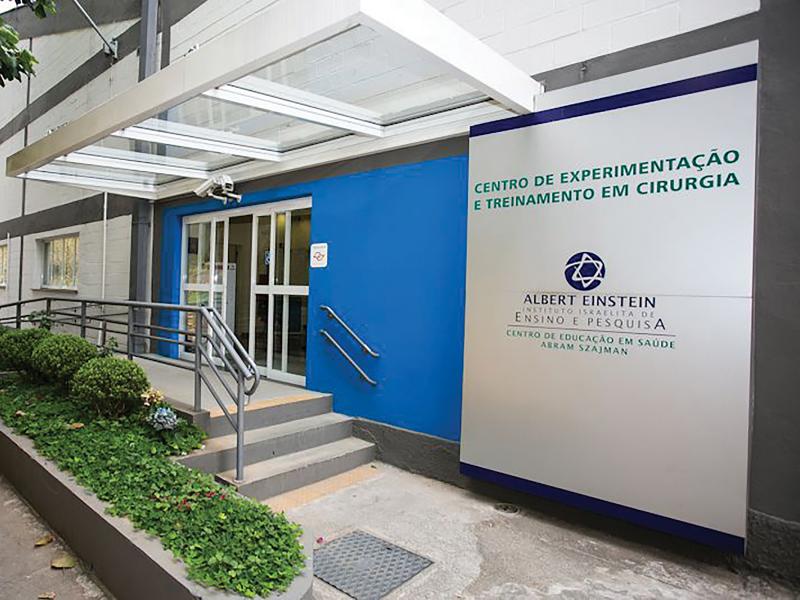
left=206, top=393, right=333, bottom=438
left=178, top=413, right=354, bottom=473
left=168, top=399, right=211, bottom=432
left=217, top=438, right=376, bottom=501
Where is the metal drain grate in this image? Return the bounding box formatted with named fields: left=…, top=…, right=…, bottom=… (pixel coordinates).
left=314, top=530, right=432, bottom=600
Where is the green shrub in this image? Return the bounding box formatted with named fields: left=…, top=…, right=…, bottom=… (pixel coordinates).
left=0, top=327, right=51, bottom=372
left=31, top=334, right=98, bottom=386
left=71, top=357, right=149, bottom=417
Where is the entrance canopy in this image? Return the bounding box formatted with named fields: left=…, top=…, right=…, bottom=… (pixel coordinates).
left=6, top=0, right=542, bottom=199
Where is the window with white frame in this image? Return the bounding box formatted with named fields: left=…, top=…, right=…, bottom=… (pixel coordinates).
left=42, top=235, right=79, bottom=289
left=0, top=244, right=7, bottom=287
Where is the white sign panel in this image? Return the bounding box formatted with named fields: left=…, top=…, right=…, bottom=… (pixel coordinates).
left=461, top=46, right=757, bottom=550
left=310, top=242, right=328, bottom=268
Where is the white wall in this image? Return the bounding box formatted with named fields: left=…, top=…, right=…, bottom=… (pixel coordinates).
left=169, top=0, right=279, bottom=60
left=0, top=131, right=24, bottom=223
left=431, top=0, right=760, bottom=76
left=0, top=215, right=130, bottom=325
left=24, top=49, right=139, bottom=215
left=0, top=15, right=146, bottom=313
left=28, top=20, right=138, bottom=103
left=21, top=215, right=131, bottom=301
left=0, top=21, right=139, bottom=217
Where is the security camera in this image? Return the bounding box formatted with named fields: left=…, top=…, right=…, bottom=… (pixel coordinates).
left=193, top=177, right=219, bottom=197
left=194, top=174, right=242, bottom=204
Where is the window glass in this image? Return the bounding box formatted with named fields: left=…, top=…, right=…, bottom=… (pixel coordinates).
left=272, top=294, right=307, bottom=376
left=227, top=215, right=252, bottom=345
left=42, top=235, right=78, bottom=289
left=186, top=222, right=211, bottom=284
left=213, top=221, right=225, bottom=285
left=254, top=294, right=268, bottom=367
left=256, top=215, right=271, bottom=285
left=274, top=213, right=286, bottom=285
left=183, top=291, right=209, bottom=354
left=289, top=208, right=311, bottom=286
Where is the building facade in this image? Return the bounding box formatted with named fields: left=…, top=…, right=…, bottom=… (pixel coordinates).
left=1, top=0, right=798, bottom=581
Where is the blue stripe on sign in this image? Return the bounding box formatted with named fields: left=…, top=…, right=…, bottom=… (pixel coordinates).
left=460, top=462, right=745, bottom=554
left=470, top=63, right=758, bottom=138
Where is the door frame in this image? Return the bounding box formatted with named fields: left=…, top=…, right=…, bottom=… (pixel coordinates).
left=179, top=196, right=312, bottom=386
left=179, top=215, right=228, bottom=363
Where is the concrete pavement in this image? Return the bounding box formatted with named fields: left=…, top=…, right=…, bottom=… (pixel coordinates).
left=134, top=356, right=302, bottom=411
left=274, top=464, right=798, bottom=600
left=0, top=474, right=109, bottom=600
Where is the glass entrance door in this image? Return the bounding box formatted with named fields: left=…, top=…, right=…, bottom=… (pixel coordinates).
left=251, top=202, right=310, bottom=385
left=180, top=197, right=311, bottom=386
left=181, top=216, right=227, bottom=357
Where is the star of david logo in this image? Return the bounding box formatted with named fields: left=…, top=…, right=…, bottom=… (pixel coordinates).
left=565, top=252, right=605, bottom=291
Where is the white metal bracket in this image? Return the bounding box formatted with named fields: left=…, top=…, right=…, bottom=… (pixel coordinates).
left=70, top=0, right=119, bottom=60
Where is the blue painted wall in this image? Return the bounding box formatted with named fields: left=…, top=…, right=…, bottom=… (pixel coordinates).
left=158, top=155, right=469, bottom=441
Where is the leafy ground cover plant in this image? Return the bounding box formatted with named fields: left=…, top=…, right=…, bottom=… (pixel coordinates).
left=31, top=333, right=98, bottom=386
left=0, top=378, right=305, bottom=598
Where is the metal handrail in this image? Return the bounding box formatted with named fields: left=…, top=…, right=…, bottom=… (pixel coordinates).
left=0, top=296, right=257, bottom=481
left=320, top=329, right=377, bottom=385
left=204, top=306, right=260, bottom=396
left=320, top=305, right=379, bottom=357
left=196, top=307, right=252, bottom=382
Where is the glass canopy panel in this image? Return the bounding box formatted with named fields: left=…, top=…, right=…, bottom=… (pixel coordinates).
left=94, top=136, right=250, bottom=171
left=245, top=24, right=485, bottom=124
left=161, top=95, right=344, bottom=151
left=9, top=10, right=518, bottom=196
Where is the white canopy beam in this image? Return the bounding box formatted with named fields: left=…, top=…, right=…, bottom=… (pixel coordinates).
left=113, top=119, right=282, bottom=162
left=360, top=0, right=541, bottom=113
left=61, top=146, right=211, bottom=179
left=205, top=78, right=385, bottom=138
left=23, top=170, right=158, bottom=197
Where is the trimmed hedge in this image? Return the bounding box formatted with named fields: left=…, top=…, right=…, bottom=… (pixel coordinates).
left=0, top=327, right=51, bottom=372
left=72, top=357, right=150, bottom=418
left=31, top=334, right=98, bottom=386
